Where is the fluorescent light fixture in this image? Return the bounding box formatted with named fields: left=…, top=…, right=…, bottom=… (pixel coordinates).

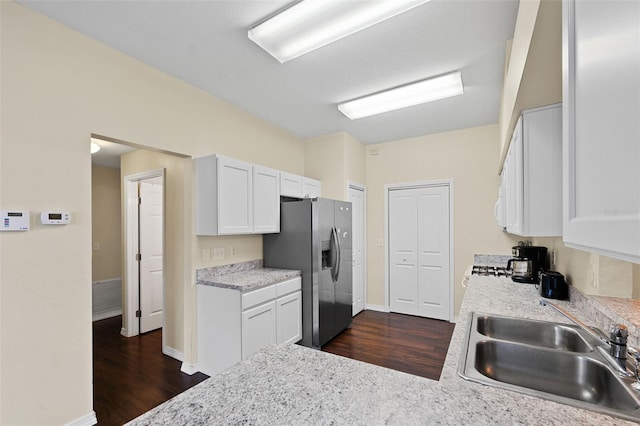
left=338, top=71, right=464, bottom=120
left=90, top=142, right=101, bottom=154
left=249, top=0, right=431, bottom=63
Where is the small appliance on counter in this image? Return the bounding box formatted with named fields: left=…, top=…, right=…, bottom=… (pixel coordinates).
left=507, top=242, right=548, bottom=284
left=538, top=271, right=568, bottom=300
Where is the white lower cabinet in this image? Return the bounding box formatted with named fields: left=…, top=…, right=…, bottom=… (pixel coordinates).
left=276, top=291, right=303, bottom=345
left=241, top=301, right=277, bottom=360
left=197, top=277, right=301, bottom=376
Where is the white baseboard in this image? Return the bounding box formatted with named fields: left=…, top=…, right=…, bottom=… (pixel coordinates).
left=92, top=309, right=122, bottom=322
left=181, top=362, right=200, bottom=376
left=120, top=327, right=133, bottom=337
left=366, top=304, right=390, bottom=313
left=65, top=411, right=97, bottom=426
left=163, top=345, right=184, bottom=362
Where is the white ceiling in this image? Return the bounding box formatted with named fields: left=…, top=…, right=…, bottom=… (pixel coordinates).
left=20, top=0, right=519, bottom=145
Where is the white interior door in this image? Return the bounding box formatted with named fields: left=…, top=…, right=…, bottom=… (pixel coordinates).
left=389, top=185, right=450, bottom=320
left=140, top=177, right=164, bottom=333
left=349, top=185, right=365, bottom=316
left=417, top=186, right=450, bottom=320
left=389, top=190, right=419, bottom=315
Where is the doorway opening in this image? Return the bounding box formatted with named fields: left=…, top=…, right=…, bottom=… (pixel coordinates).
left=384, top=180, right=454, bottom=322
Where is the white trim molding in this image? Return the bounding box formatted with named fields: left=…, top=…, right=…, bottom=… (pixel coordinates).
left=365, top=304, right=390, bottom=313
left=347, top=180, right=368, bottom=315
left=181, top=362, right=199, bottom=376
left=163, top=345, right=184, bottom=362
left=64, top=411, right=97, bottom=426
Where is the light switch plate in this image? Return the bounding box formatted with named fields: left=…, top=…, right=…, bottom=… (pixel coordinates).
left=213, top=247, right=225, bottom=261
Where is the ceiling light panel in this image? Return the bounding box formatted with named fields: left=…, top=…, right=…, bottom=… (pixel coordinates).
left=249, top=0, right=431, bottom=63
left=338, top=71, right=464, bottom=120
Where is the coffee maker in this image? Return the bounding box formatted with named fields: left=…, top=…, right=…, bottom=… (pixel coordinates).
left=507, top=244, right=548, bottom=283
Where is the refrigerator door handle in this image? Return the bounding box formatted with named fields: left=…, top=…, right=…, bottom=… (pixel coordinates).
left=335, top=228, right=341, bottom=282
left=331, top=227, right=339, bottom=282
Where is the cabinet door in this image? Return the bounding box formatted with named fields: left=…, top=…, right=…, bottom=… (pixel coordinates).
left=302, top=177, right=322, bottom=198
left=280, top=172, right=302, bottom=198
left=563, top=0, right=640, bottom=262
left=241, top=301, right=276, bottom=360
left=505, top=127, right=523, bottom=235
left=253, top=165, right=280, bottom=234
left=217, top=157, right=253, bottom=235
left=276, top=291, right=302, bottom=344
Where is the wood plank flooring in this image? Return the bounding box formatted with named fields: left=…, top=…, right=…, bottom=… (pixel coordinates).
left=322, top=310, right=456, bottom=380
left=93, top=310, right=454, bottom=425
left=92, top=316, right=208, bottom=426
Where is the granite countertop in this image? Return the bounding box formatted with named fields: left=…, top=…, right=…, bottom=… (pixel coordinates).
left=196, top=260, right=301, bottom=293
left=129, top=275, right=635, bottom=425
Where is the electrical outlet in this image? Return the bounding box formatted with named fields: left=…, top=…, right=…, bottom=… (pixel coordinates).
left=213, top=247, right=225, bottom=261
left=550, top=250, right=556, bottom=267
left=377, top=238, right=383, bottom=247
left=231, top=246, right=237, bottom=257
left=92, top=242, right=100, bottom=251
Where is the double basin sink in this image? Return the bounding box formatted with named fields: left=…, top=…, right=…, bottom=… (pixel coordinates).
left=458, top=312, right=640, bottom=421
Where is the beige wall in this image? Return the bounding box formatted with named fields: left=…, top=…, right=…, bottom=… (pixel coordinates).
left=304, top=131, right=366, bottom=201
left=305, top=132, right=346, bottom=200
left=344, top=132, right=366, bottom=188
left=498, top=0, right=562, bottom=168
left=536, top=237, right=637, bottom=298
left=0, top=2, right=304, bottom=424
left=365, top=124, right=519, bottom=314
left=92, top=165, right=122, bottom=282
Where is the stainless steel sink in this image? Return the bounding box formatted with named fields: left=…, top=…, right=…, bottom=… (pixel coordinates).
left=459, top=312, right=640, bottom=421
left=476, top=314, right=594, bottom=352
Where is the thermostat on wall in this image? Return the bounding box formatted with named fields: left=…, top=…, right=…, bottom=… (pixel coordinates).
left=1, top=210, right=30, bottom=231
left=41, top=211, right=71, bottom=225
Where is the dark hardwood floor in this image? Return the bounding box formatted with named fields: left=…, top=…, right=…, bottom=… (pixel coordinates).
left=322, top=310, right=456, bottom=380
left=92, top=316, right=208, bottom=426
left=93, top=310, right=454, bottom=424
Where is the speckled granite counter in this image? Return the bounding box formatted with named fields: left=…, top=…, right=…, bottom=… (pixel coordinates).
left=197, top=260, right=301, bottom=293
left=129, top=275, right=636, bottom=425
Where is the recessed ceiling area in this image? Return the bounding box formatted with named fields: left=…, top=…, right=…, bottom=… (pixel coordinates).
left=91, top=138, right=137, bottom=169
left=20, top=0, right=519, bottom=145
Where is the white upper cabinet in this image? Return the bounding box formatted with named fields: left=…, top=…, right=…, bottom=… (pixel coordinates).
left=280, top=172, right=322, bottom=199
left=503, top=104, right=563, bottom=237
left=280, top=172, right=303, bottom=198
left=196, top=155, right=278, bottom=236
left=563, top=0, right=640, bottom=262
left=301, top=177, right=321, bottom=198
left=217, top=156, right=253, bottom=235
left=253, top=165, right=280, bottom=234
left=196, top=155, right=321, bottom=235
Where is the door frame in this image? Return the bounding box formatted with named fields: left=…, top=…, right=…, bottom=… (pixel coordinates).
left=384, top=179, right=455, bottom=322
left=347, top=181, right=367, bottom=314
left=122, top=169, right=165, bottom=341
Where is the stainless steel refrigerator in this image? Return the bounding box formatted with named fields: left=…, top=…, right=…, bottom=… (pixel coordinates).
left=263, top=198, right=352, bottom=348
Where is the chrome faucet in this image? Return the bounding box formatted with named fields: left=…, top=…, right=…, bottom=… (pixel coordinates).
left=610, top=324, right=629, bottom=360
left=540, top=299, right=635, bottom=377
